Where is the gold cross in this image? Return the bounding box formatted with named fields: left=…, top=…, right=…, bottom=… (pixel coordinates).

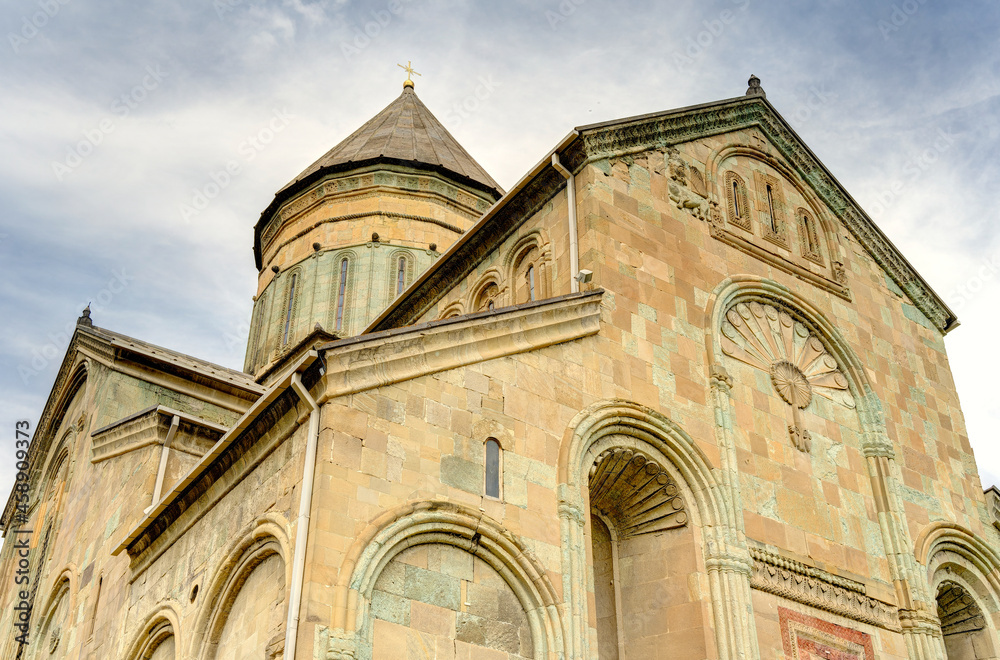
left=397, top=60, right=421, bottom=87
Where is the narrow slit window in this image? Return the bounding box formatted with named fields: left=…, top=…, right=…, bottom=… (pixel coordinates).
left=485, top=438, right=501, bottom=498
left=282, top=273, right=297, bottom=345
left=527, top=265, right=536, bottom=301
left=804, top=213, right=818, bottom=252
left=766, top=184, right=778, bottom=233
left=732, top=180, right=741, bottom=218
left=396, top=256, right=406, bottom=295
left=336, top=259, right=348, bottom=331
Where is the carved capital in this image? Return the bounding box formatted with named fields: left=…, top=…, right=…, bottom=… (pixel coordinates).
left=558, top=501, right=585, bottom=526
left=709, top=364, right=733, bottom=392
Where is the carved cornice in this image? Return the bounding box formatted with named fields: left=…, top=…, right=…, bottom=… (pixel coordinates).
left=257, top=167, right=494, bottom=269
left=324, top=291, right=602, bottom=401
left=749, top=546, right=900, bottom=631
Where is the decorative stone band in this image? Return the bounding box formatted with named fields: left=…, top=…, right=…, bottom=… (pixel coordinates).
left=749, top=546, right=901, bottom=632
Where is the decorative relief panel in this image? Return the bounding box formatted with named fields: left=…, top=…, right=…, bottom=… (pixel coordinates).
left=721, top=301, right=854, bottom=452
left=665, top=147, right=709, bottom=221
left=588, top=448, right=687, bottom=537
left=779, top=607, right=876, bottom=659
left=752, top=547, right=899, bottom=631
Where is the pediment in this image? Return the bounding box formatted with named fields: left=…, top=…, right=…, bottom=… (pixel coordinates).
left=569, top=95, right=956, bottom=332
left=372, top=94, right=956, bottom=335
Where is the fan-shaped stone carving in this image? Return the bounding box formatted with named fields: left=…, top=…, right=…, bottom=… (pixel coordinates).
left=721, top=301, right=855, bottom=409
left=588, top=448, right=687, bottom=537
left=937, top=582, right=986, bottom=637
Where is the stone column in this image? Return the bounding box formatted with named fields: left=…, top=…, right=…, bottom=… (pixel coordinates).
left=859, top=389, right=944, bottom=660
left=708, top=366, right=760, bottom=660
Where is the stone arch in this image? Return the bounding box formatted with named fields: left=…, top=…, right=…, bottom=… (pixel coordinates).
left=31, top=566, right=77, bottom=659
left=31, top=360, right=88, bottom=493
left=704, top=276, right=878, bottom=433
left=918, top=524, right=1000, bottom=659
left=468, top=269, right=505, bottom=312
left=190, top=517, right=292, bottom=660
left=438, top=299, right=465, bottom=320
left=705, top=144, right=848, bottom=271
left=123, top=603, right=183, bottom=660
left=558, top=399, right=742, bottom=660
left=328, top=500, right=564, bottom=660
left=502, top=230, right=552, bottom=304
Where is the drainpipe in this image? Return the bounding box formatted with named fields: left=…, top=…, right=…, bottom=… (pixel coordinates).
left=551, top=153, right=580, bottom=293
left=285, top=372, right=320, bottom=660
left=144, top=415, right=178, bottom=515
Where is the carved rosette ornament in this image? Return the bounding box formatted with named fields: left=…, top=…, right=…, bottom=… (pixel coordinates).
left=721, top=301, right=854, bottom=452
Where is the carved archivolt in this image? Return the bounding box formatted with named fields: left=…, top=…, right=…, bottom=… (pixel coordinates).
left=588, top=448, right=687, bottom=537
left=721, top=301, right=854, bottom=451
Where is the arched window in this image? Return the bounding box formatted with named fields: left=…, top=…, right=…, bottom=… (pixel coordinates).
left=475, top=282, right=500, bottom=312
left=336, top=258, right=349, bottom=332
left=765, top=183, right=778, bottom=233
left=512, top=244, right=542, bottom=305
left=485, top=438, right=502, bottom=499
left=754, top=171, right=788, bottom=246
left=396, top=256, right=407, bottom=296
left=725, top=171, right=751, bottom=231
left=797, top=208, right=824, bottom=264
left=281, top=272, right=298, bottom=345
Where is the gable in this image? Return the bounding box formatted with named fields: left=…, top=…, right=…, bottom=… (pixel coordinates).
left=372, top=95, right=956, bottom=335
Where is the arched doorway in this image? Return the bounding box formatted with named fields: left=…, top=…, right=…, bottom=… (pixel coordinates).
left=587, top=447, right=691, bottom=659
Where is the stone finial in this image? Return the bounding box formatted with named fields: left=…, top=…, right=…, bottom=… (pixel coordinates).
left=746, top=74, right=766, bottom=98
left=77, top=304, right=93, bottom=327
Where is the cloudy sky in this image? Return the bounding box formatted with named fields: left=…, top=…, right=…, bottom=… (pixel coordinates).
left=1, top=0, right=998, bottom=505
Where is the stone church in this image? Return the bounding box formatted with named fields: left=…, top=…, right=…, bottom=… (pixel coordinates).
left=1, top=72, right=998, bottom=660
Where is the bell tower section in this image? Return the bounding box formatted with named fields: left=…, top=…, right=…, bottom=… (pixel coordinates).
left=245, top=80, right=503, bottom=378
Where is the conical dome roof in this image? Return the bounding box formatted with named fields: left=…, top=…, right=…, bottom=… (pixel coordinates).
left=278, top=85, right=503, bottom=199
